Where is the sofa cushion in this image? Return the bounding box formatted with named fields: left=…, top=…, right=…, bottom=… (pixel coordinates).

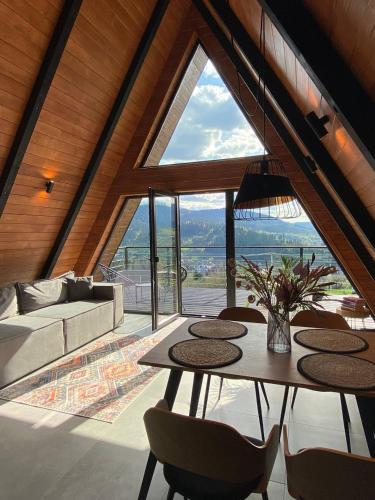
left=26, top=300, right=110, bottom=321
left=17, top=274, right=73, bottom=313
left=0, top=284, right=19, bottom=321
left=0, top=315, right=64, bottom=387
left=67, top=276, right=94, bottom=301
left=0, top=315, right=62, bottom=342
left=27, top=300, right=114, bottom=352
left=93, top=283, right=124, bottom=327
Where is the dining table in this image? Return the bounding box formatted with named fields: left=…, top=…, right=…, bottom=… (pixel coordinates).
left=137, top=317, right=375, bottom=500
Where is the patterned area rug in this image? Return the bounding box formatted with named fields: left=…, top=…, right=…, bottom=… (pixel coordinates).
left=0, top=330, right=167, bottom=422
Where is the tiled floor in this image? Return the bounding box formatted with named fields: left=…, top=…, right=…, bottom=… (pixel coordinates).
left=0, top=317, right=371, bottom=500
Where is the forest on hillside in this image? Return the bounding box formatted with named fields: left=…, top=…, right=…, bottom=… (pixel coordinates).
left=122, top=204, right=323, bottom=248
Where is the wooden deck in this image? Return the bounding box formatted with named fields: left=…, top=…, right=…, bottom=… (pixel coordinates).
left=121, top=284, right=375, bottom=329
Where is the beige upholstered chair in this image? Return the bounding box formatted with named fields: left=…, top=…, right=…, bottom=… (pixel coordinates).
left=283, top=426, right=375, bottom=500
left=291, top=309, right=350, bottom=330
left=290, top=309, right=352, bottom=452
left=144, top=399, right=279, bottom=500
left=202, top=307, right=269, bottom=441
left=218, top=306, right=268, bottom=324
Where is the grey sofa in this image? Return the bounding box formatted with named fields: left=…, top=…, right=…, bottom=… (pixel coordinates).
left=0, top=276, right=124, bottom=388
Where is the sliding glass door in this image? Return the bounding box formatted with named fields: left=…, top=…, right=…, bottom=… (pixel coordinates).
left=149, top=189, right=181, bottom=329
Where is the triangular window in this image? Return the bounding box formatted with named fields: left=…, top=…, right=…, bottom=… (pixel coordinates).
left=144, top=45, right=265, bottom=166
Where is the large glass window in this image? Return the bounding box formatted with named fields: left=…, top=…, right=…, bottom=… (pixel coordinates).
left=144, top=44, right=265, bottom=167
left=180, top=193, right=226, bottom=316
left=160, top=59, right=264, bottom=164
left=96, top=192, right=362, bottom=327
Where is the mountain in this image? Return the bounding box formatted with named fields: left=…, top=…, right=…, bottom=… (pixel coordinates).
left=122, top=204, right=323, bottom=247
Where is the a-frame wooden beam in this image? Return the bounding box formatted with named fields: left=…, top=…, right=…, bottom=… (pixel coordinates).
left=259, top=0, right=375, bottom=171
left=41, top=0, right=170, bottom=279
left=0, top=0, right=83, bottom=216
left=193, top=0, right=375, bottom=279
left=208, top=0, right=375, bottom=250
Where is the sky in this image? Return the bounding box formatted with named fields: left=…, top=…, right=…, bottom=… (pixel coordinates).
left=158, top=58, right=308, bottom=223
left=160, top=60, right=265, bottom=164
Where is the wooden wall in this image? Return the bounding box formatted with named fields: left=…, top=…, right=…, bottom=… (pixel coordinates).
left=0, top=0, right=373, bottom=312
left=193, top=6, right=375, bottom=312
left=0, top=0, right=64, bottom=283
left=52, top=0, right=193, bottom=276
left=73, top=7, right=199, bottom=275
left=0, top=0, right=192, bottom=284
left=73, top=2, right=375, bottom=312
left=304, top=0, right=375, bottom=100
left=230, top=0, right=375, bottom=243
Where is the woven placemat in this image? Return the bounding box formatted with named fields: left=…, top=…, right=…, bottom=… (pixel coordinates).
left=297, top=353, right=375, bottom=390
left=188, top=319, right=247, bottom=340
left=294, top=329, right=368, bottom=353
left=169, top=339, right=242, bottom=368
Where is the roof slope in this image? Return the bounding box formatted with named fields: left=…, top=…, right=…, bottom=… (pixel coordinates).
left=0, top=0, right=373, bottom=311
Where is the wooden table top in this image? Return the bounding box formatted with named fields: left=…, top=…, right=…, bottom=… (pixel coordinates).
left=138, top=318, right=375, bottom=397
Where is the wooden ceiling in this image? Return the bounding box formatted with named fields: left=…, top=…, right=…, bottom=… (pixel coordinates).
left=227, top=0, right=375, bottom=245
left=0, top=0, right=373, bottom=311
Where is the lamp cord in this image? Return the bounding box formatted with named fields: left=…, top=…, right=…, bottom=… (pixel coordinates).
left=227, top=1, right=268, bottom=157
left=261, top=8, right=266, bottom=159
left=228, top=0, right=262, bottom=118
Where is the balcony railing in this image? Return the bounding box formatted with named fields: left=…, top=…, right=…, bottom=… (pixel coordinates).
left=110, top=245, right=351, bottom=293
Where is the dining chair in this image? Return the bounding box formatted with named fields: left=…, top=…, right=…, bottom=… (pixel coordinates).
left=291, top=309, right=350, bottom=330
left=202, top=307, right=269, bottom=441
left=283, top=425, right=375, bottom=500
left=290, top=309, right=352, bottom=452
left=144, top=399, right=279, bottom=500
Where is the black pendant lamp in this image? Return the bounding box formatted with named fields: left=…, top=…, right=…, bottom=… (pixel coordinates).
left=233, top=10, right=301, bottom=221
left=233, top=157, right=301, bottom=220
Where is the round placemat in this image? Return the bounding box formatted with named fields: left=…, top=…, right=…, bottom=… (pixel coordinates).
left=294, top=328, right=368, bottom=353
left=188, top=319, right=247, bottom=340
left=297, top=353, right=375, bottom=390
left=169, top=339, right=242, bottom=368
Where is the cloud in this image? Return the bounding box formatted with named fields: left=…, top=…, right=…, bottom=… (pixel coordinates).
left=192, top=84, right=230, bottom=105
left=180, top=193, right=226, bottom=210
left=202, top=60, right=220, bottom=79
left=201, top=127, right=264, bottom=159
left=161, top=59, right=264, bottom=164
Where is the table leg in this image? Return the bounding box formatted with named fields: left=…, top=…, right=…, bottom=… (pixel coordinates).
left=255, top=381, right=265, bottom=441
left=189, top=372, right=204, bottom=417
left=202, top=374, right=211, bottom=419
left=340, top=393, right=351, bottom=453
left=279, top=386, right=290, bottom=440
left=356, top=395, right=375, bottom=458
left=138, top=369, right=183, bottom=500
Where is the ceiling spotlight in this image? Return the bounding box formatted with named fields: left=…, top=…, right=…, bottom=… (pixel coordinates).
left=45, top=180, right=55, bottom=194
left=305, top=111, right=330, bottom=139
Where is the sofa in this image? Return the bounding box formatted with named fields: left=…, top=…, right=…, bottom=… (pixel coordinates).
left=0, top=273, right=124, bottom=388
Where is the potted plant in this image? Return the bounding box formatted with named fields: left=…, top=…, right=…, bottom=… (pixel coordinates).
left=233, top=254, right=337, bottom=353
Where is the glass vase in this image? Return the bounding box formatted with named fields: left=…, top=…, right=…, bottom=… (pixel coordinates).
left=267, top=312, right=291, bottom=353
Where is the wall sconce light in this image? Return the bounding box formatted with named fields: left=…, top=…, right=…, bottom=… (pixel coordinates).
left=45, top=180, right=55, bottom=194
left=305, top=111, right=329, bottom=139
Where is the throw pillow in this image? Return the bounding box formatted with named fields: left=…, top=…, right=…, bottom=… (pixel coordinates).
left=0, top=284, right=19, bottom=320
left=17, top=278, right=69, bottom=314
left=53, top=270, right=75, bottom=303
left=67, top=276, right=94, bottom=301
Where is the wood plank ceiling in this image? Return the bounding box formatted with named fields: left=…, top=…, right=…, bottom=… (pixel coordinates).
left=0, top=0, right=192, bottom=283
left=0, top=0, right=373, bottom=311
left=229, top=0, right=375, bottom=237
